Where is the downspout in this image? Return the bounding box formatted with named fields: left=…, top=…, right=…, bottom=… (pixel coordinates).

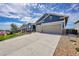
left=64, top=17, right=66, bottom=35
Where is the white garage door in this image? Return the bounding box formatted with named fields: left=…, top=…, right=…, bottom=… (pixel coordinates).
left=36, top=22, right=63, bottom=34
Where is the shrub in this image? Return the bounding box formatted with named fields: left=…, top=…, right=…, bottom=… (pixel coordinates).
left=70, top=40, right=76, bottom=42
left=9, top=32, right=13, bottom=35
left=75, top=48, right=79, bottom=52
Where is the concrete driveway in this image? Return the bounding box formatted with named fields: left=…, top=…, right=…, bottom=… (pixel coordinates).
left=0, top=32, right=61, bottom=56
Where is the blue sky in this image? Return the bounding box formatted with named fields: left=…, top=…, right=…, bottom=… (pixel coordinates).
left=0, top=3, right=79, bottom=30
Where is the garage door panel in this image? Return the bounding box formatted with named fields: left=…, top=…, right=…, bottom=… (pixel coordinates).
left=36, top=25, right=42, bottom=32
left=36, top=23, right=63, bottom=34
left=42, top=24, right=62, bottom=34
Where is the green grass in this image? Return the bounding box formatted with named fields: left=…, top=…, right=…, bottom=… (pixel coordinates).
left=0, top=32, right=25, bottom=41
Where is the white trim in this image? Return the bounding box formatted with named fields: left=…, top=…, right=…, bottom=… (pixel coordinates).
left=37, top=14, right=49, bottom=23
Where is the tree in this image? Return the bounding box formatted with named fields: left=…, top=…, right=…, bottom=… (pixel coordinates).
left=20, top=24, right=27, bottom=29
left=11, top=23, right=18, bottom=33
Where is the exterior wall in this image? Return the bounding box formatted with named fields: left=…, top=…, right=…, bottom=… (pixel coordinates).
left=75, top=23, right=79, bottom=34
left=36, top=25, right=42, bottom=32
left=78, top=30, right=79, bottom=34
left=36, top=21, right=64, bottom=34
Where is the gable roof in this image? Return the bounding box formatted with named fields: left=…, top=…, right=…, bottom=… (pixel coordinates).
left=35, top=13, right=68, bottom=24
left=75, top=20, right=79, bottom=24
left=36, top=13, right=48, bottom=23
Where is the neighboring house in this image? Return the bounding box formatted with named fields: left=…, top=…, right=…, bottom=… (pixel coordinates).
left=65, top=29, right=78, bottom=35
left=20, top=23, right=35, bottom=32
left=0, top=30, right=10, bottom=35
left=35, top=13, right=69, bottom=34
left=26, top=23, right=33, bottom=32
left=0, top=31, right=6, bottom=35
left=20, top=27, right=27, bottom=33
left=75, top=20, right=79, bottom=34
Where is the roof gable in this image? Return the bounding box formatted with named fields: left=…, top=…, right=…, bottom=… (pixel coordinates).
left=36, top=13, right=68, bottom=24
left=75, top=20, right=79, bottom=24
left=36, top=13, right=48, bottom=23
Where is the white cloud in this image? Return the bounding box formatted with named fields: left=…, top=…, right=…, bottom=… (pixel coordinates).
left=30, top=3, right=38, bottom=7
left=38, top=4, right=46, bottom=11
left=69, top=13, right=79, bottom=22
left=33, top=13, right=42, bottom=16
left=30, top=17, right=40, bottom=23
left=21, top=16, right=40, bottom=23
left=0, top=3, right=43, bottom=24
left=0, top=3, right=31, bottom=18
left=66, top=4, right=78, bottom=12
left=21, top=17, right=32, bottom=22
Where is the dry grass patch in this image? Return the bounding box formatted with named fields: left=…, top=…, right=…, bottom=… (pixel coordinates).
left=54, top=35, right=79, bottom=56
left=70, top=40, right=76, bottom=42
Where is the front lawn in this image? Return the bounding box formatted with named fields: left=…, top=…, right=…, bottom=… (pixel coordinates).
left=0, top=32, right=25, bottom=41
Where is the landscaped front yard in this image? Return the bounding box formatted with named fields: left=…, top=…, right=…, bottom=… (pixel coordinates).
left=54, top=35, right=79, bottom=56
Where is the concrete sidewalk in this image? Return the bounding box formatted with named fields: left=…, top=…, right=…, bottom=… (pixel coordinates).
left=0, top=33, right=61, bottom=56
